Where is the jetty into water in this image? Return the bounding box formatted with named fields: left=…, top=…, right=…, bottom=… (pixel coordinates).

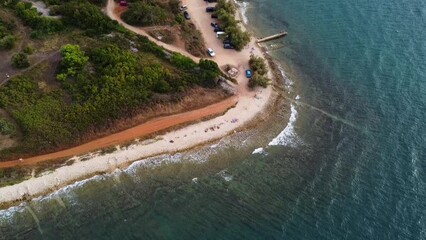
left=256, top=31, right=288, bottom=43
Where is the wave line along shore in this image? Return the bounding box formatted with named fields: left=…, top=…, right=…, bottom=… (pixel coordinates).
left=0, top=0, right=280, bottom=207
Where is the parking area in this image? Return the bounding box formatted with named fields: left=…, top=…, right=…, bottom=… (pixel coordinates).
left=183, top=0, right=248, bottom=67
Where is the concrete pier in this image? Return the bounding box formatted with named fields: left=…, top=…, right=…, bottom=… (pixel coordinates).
left=256, top=31, right=288, bottom=43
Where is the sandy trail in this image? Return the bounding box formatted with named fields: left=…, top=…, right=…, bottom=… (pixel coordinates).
left=0, top=97, right=237, bottom=169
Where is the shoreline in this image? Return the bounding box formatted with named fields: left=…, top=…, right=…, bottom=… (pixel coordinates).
left=0, top=0, right=287, bottom=208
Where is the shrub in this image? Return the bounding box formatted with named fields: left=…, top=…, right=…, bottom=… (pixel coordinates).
left=216, top=0, right=235, bottom=15
left=11, top=52, right=30, bottom=68
left=23, top=45, right=35, bottom=54
left=199, top=59, right=221, bottom=87
left=170, top=53, right=197, bottom=70
left=0, top=35, right=15, bottom=49
left=249, top=55, right=268, bottom=76
left=0, top=118, right=14, bottom=135
left=57, top=44, right=89, bottom=79
left=248, top=56, right=270, bottom=88
left=0, top=17, right=16, bottom=49
left=175, top=14, right=184, bottom=24
left=57, top=1, right=116, bottom=34
left=122, top=2, right=170, bottom=26
left=249, top=73, right=269, bottom=88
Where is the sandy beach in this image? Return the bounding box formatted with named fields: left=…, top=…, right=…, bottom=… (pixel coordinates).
left=0, top=0, right=277, bottom=206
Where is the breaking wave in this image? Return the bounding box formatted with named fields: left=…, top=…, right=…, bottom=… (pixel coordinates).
left=268, top=102, right=300, bottom=147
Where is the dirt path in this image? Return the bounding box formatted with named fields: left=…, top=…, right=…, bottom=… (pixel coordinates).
left=106, top=0, right=199, bottom=62
left=0, top=51, right=60, bottom=87
left=0, top=97, right=237, bottom=169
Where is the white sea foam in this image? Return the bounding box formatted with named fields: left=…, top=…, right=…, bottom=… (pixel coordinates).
left=268, top=102, right=300, bottom=147
left=0, top=204, right=26, bottom=221
left=252, top=147, right=266, bottom=155
left=234, top=0, right=249, bottom=24
left=0, top=174, right=107, bottom=220
left=277, top=64, right=294, bottom=94
left=125, top=154, right=181, bottom=177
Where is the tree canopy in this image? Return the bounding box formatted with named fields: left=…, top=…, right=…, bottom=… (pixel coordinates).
left=121, top=2, right=170, bottom=26
left=248, top=55, right=270, bottom=88
left=216, top=0, right=250, bottom=50
left=57, top=44, right=89, bottom=81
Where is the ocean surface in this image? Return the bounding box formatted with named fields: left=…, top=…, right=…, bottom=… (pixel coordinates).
left=1, top=0, right=426, bottom=239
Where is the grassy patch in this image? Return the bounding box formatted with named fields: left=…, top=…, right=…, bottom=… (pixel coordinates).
left=181, top=22, right=206, bottom=57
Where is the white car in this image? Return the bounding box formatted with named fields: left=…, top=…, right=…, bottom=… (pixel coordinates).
left=207, top=48, right=215, bottom=57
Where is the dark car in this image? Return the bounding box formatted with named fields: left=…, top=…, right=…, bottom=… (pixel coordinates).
left=211, top=22, right=219, bottom=28
left=213, top=27, right=223, bottom=32
left=223, top=38, right=231, bottom=44
left=211, top=13, right=218, bottom=18
left=223, top=43, right=235, bottom=49
left=207, top=0, right=217, bottom=2
left=206, top=7, right=215, bottom=12
left=183, top=11, right=190, bottom=20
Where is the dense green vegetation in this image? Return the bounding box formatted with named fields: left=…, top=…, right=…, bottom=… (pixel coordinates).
left=248, top=55, right=270, bottom=88
left=56, top=44, right=89, bottom=81
left=121, top=0, right=183, bottom=27
left=14, top=1, right=63, bottom=37
left=0, top=17, right=16, bottom=50
left=122, top=2, right=170, bottom=26
left=216, top=0, right=250, bottom=50
left=1, top=0, right=119, bottom=37
left=0, top=33, right=222, bottom=158
left=0, top=0, right=225, bottom=160
left=54, top=1, right=118, bottom=35
left=43, top=0, right=106, bottom=7
left=249, top=55, right=268, bottom=75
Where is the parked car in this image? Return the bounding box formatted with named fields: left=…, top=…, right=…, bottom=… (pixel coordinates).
left=119, top=0, right=128, bottom=6
left=179, top=5, right=187, bottom=11
left=206, top=7, right=215, bottom=12
left=207, top=0, right=217, bottom=2
left=213, top=27, right=223, bottom=32
left=215, top=31, right=226, bottom=38
left=223, top=38, right=231, bottom=44
left=211, top=13, right=218, bottom=18
left=223, top=43, right=235, bottom=49
left=211, top=22, right=219, bottom=28
left=207, top=48, right=216, bottom=57
left=245, top=69, right=252, bottom=78
left=183, top=11, right=190, bottom=20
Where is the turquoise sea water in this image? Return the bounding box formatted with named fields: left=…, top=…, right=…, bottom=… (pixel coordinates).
left=1, top=0, right=426, bottom=239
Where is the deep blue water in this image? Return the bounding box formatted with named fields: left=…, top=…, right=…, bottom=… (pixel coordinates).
left=1, top=0, right=426, bottom=239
